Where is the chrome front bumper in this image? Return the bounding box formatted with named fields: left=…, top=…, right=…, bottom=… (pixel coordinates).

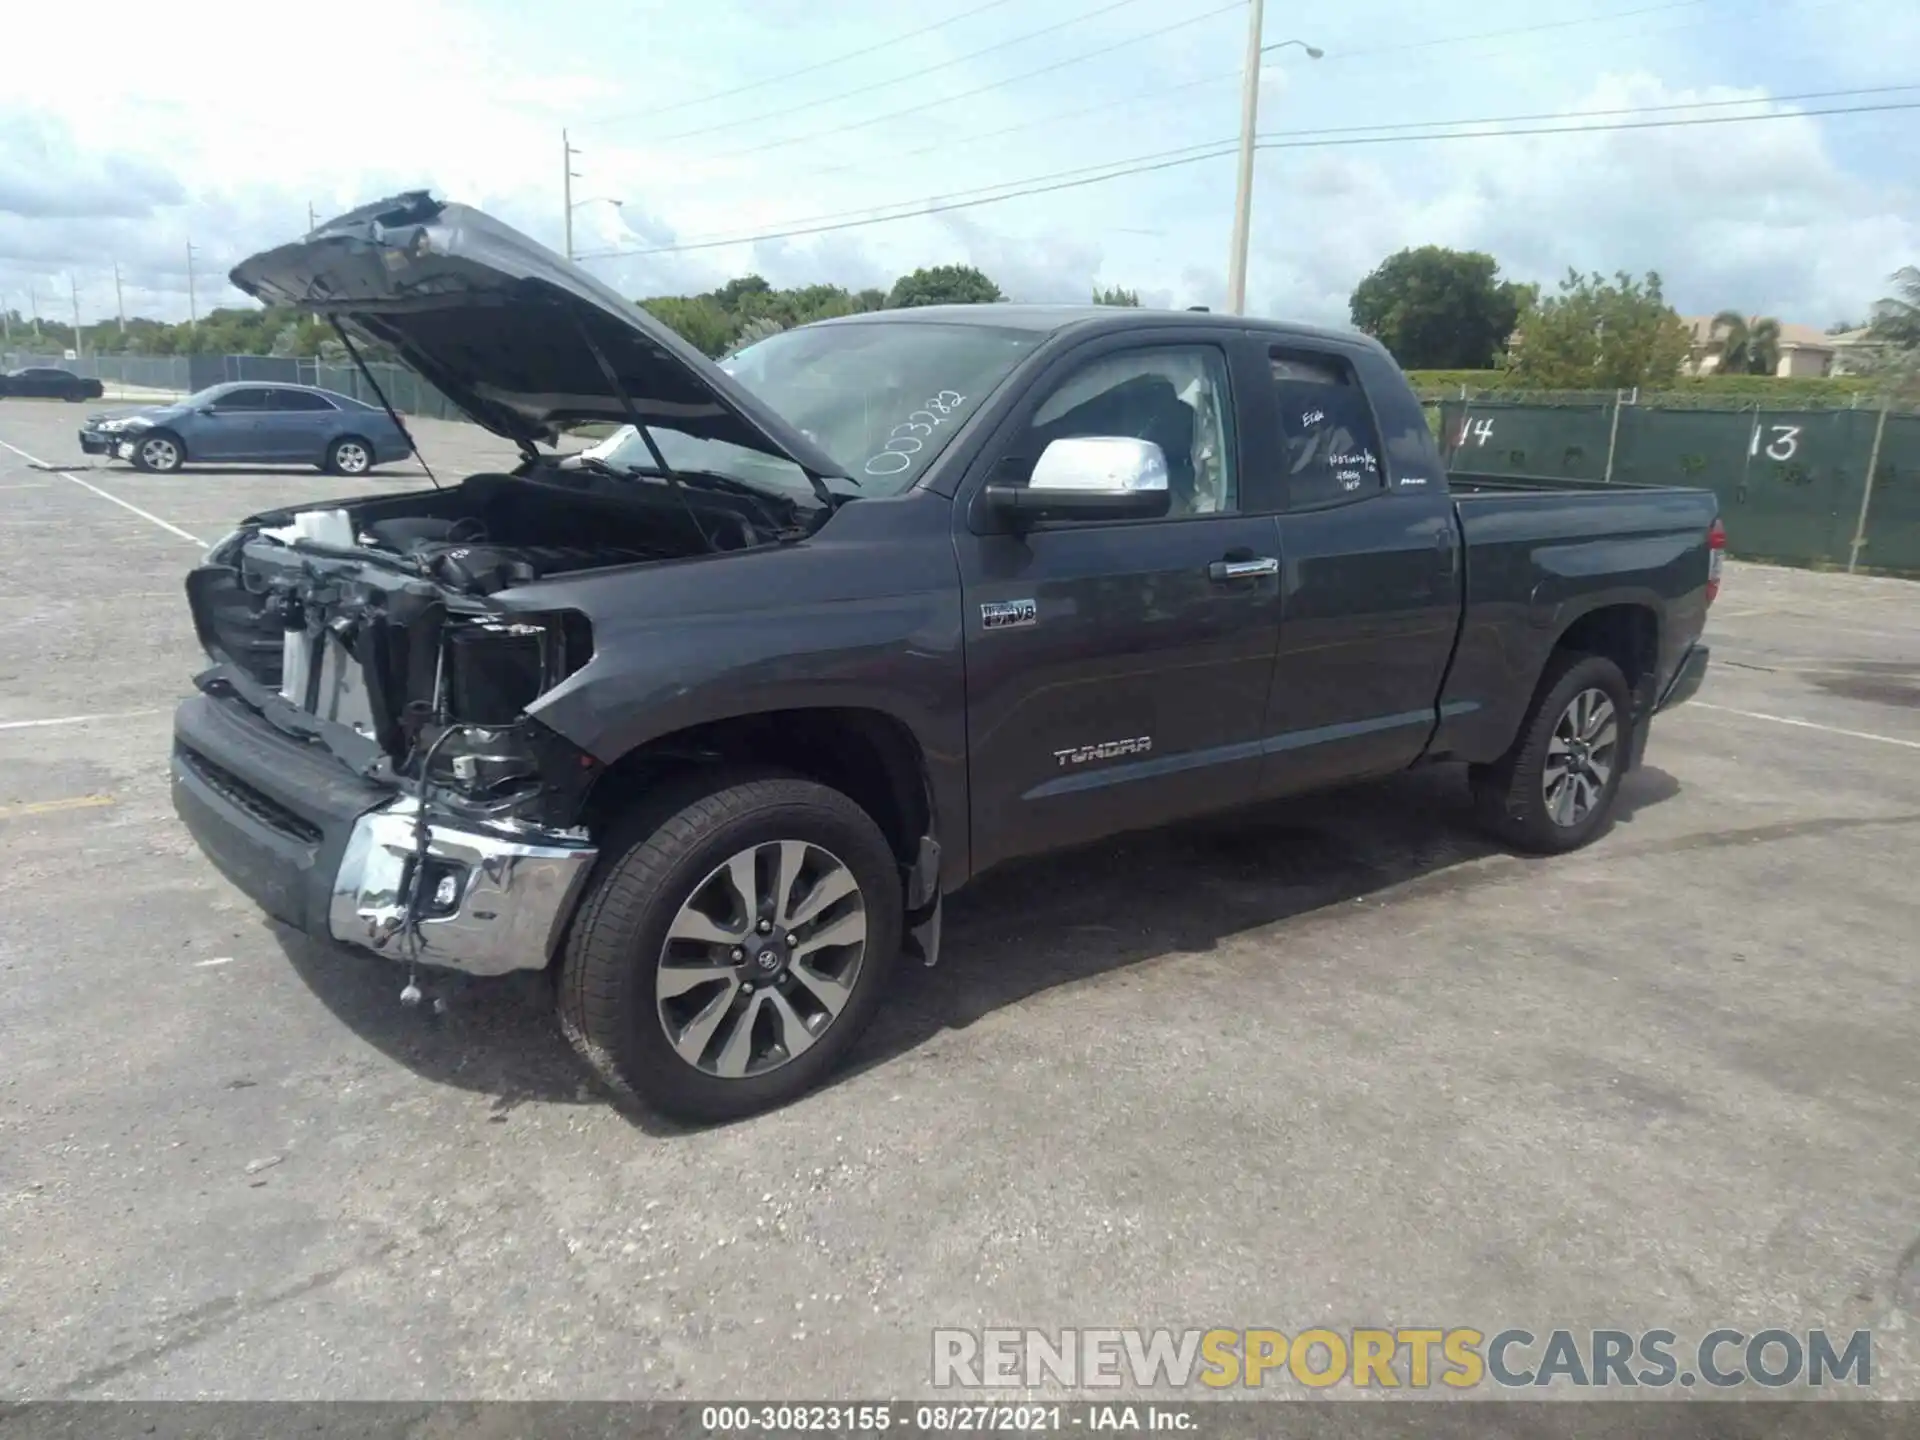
left=327, top=798, right=599, bottom=977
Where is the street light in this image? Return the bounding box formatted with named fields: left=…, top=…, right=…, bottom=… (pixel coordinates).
left=1225, top=6, right=1322, bottom=316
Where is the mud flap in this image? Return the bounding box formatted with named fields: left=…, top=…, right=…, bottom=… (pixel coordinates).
left=901, top=834, right=942, bottom=967
left=903, top=898, right=942, bottom=969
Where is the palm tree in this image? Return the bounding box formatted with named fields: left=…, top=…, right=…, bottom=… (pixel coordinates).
left=1707, top=311, right=1783, bottom=375
left=1869, top=266, right=1920, bottom=352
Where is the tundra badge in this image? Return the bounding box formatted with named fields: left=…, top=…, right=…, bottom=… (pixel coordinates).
left=1053, top=736, right=1152, bottom=767
left=981, top=598, right=1038, bottom=630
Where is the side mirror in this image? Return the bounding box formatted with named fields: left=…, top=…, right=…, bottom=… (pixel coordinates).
left=983, top=435, right=1171, bottom=525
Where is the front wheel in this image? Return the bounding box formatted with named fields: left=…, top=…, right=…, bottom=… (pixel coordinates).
left=1471, top=651, right=1632, bottom=854
left=559, top=774, right=902, bottom=1123
left=131, top=432, right=184, bottom=473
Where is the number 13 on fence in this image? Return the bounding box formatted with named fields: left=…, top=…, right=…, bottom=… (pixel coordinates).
left=1750, top=423, right=1801, bottom=462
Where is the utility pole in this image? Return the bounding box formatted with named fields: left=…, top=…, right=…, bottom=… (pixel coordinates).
left=186, top=240, right=199, bottom=327
left=29, top=281, right=40, bottom=338
left=1224, top=0, right=1264, bottom=316
left=1223, top=12, right=1322, bottom=316
left=113, top=260, right=126, bottom=333
left=563, top=128, right=582, bottom=261
left=308, top=201, right=319, bottom=232
left=70, top=274, right=82, bottom=357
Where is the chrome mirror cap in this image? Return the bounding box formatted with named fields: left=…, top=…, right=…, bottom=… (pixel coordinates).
left=1028, top=435, right=1170, bottom=496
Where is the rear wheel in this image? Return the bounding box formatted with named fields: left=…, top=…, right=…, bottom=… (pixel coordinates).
left=326, top=436, right=374, bottom=475
left=131, top=432, right=184, bottom=473
left=559, top=773, right=902, bottom=1123
left=1471, top=651, right=1632, bottom=854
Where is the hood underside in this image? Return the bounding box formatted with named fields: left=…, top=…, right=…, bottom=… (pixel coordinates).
left=227, top=192, right=846, bottom=479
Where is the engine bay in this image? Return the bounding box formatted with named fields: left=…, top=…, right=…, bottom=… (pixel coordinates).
left=185, top=463, right=794, bottom=829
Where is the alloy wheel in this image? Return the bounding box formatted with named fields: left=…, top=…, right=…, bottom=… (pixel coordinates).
left=1543, top=686, right=1618, bottom=827
left=655, top=840, right=868, bottom=1079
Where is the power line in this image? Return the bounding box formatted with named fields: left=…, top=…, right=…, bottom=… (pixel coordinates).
left=575, top=96, right=1920, bottom=261
left=1334, top=0, right=1707, bottom=60
left=580, top=85, right=1920, bottom=258
left=585, top=0, right=1026, bottom=126
left=693, top=0, right=1245, bottom=162
left=694, top=0, right=1721, bottom=173
left=632, top=0, right=1157, bottom=144
left=794, top=0, right=1718, bottom=185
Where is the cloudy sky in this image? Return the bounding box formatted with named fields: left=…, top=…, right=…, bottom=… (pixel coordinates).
left=3, top=0, right=1917, bottom=332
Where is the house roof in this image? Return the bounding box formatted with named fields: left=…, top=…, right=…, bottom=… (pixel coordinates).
left=1681, top=315, right=1843, bottom=353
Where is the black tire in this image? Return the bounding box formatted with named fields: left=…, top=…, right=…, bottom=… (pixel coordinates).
left=131, top=430, right=185, bottom=473
left=559, top=772, right=903, bottom=1123
left=326, top=435, right=376, bottom=475
left=1470, top=651, right=1633, bottom=855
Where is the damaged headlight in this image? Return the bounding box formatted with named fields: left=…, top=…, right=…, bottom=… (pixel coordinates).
left=416, top=611, right=599, bottom=827
left=200, top=528, right=250, bottom=567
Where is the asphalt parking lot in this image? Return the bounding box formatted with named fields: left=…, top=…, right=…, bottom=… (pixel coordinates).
left=2, top=395, right=1917, bottom=1403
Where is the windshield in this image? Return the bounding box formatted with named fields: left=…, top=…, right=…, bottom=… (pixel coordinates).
left=578, top=320, right=1044, bottom=500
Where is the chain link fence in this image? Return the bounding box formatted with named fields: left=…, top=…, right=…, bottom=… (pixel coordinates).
left=2, top=350, right=464, bottom=421
left=1438, top=393, right=1920, bottom=576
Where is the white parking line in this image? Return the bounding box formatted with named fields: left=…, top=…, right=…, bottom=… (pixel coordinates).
left=0, top=438, right=205, bottom=546
left=1694, top=702, right=1920, bottom=751
left=0, top=709, right=166, bottom=732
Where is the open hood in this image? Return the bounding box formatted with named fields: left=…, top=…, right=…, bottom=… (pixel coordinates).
left=228, top=192, right=848, bottom=483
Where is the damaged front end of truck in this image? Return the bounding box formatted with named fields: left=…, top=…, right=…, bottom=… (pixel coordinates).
left=171, top=191, right=849, bottom=979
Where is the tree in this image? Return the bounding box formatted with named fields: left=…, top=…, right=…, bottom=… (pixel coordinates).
left=728, top=315, right=787, bottom=353
left=1850, top=265, right=1920, bottom=384
left=1706, top=311, right=1783, bottom=375
left=640, top=295, right=738, bottom=357
left=1868, top=265, right=1920, bottom=352
left=1348, top=246, right=1527, bottom=370
left=1093, top=285, right=1140, bottom=307
left=1507, top=269, right=1691, bottom=390
left=886, top=265, right=1004, bottom=309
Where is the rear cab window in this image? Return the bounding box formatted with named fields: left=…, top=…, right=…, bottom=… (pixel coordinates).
left=1268, top=348, right=1387, bottom=511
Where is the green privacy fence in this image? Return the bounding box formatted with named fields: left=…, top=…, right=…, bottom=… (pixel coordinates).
left=1438, top=397, right=1920, bottom=577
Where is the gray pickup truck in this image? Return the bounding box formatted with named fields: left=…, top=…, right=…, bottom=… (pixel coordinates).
left=172, top=194, right=1719, bottom=1120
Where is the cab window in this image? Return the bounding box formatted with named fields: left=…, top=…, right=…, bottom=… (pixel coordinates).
left=1269, top=349, right=1386, bottom=509
left=1022, top=346, right=1237, bottom=517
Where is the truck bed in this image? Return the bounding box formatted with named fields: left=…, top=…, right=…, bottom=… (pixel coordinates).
left=1432, top=474, right=1719, bottom=768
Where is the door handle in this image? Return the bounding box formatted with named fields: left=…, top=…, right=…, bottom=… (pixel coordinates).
left=1208, top=556, right=1279, bottom=581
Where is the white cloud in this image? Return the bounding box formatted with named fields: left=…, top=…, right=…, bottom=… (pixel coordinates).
left=1, top=0, right=1915, bottom=336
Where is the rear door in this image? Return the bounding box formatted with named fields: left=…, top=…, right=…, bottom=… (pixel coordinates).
left=954, top=333, right=1283, bottom=873
left=257, top=388, right=338, bottom=461
left=1249, top=339, right=1463, bottom=795
left=194, top=386, right=270, bottom=460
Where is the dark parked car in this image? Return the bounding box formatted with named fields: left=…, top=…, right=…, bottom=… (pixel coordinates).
left=1, top=366, right=104, bottom=401
left=79, top=382, right=410, bottom=474
left=172, top=194, right=1720, bottom=1122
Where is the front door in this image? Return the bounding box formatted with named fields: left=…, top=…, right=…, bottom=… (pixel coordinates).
left=194, top=386, right=269, bottom=460
left=1250, top=341, right=1463, bottom=795
left=955, top=338, right=1282, bottom=875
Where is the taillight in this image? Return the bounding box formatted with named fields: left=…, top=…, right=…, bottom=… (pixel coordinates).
left=1706, top=518, right=1726, bottom=605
